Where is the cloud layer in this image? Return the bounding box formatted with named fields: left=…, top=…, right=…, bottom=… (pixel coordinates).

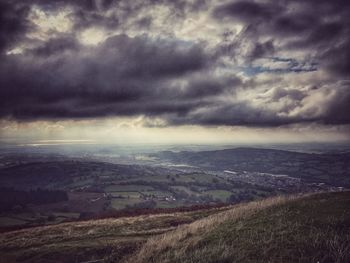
left=0, top=0, right=349, bottom=128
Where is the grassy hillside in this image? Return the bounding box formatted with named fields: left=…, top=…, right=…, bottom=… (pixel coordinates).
left=0, top=205, right=233, bottom=263
left=1, top=191, right=349, bottom=263
left=131, top=191, right=350, bottom=263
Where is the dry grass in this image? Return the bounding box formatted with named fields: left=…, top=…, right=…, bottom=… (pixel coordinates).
left=0, top=203, right=232, bottom=262
left=127, top=191, right=350, bottom=263
left=2, top=191, right=348, bottom=263
left=128, top=194, right=302, bottom=263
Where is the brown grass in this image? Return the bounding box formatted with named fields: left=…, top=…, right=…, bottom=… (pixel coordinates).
left=0, top=202, right=233, bottom=262
left=128, top=194, right=302, bottom=263
left=2, top=191, right=348, bottom=263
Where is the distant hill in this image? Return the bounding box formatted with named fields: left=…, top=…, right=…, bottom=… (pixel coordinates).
left=1, top=191, right=349, bottom=263
left=0, top=160, right=174, bottom=190
left=151, top=147, right=350, bottom=186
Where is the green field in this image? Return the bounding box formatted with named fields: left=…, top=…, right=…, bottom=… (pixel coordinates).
left=171, top=186, right=200, bottom=195
left=105, top=185, right=154, bottom=192
left=188, top=173, right=219, bottom=183
left=109, top=191, right=141, bottom=198
left=204, top=190, right=232, bottom=201
left=0, top=217, right=27, bottom=227
left=111, top=198, right=144, bottom=209
left=52, top=212, right=81, bottom=218
left=139, top=173, right=204, bottom=183
left=155, top=200, right=184, bottom=208
left=142, top=190, right=172, bottom=196
left=69, top=178, right=95, bottom=188
left=138, top=175, right=174, bottom=182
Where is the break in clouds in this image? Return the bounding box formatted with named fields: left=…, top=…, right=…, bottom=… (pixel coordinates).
left=0, top=0, right=349, bottom=127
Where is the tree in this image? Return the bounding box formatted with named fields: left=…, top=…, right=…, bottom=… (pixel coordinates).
left=212, top=178, right=219, bottom=184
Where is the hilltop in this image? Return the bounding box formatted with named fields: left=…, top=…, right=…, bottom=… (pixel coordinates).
left=1, top=191, right=349, bottom=262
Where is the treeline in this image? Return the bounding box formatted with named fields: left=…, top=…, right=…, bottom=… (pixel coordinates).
left=0, top=187, right=68, bottom=212
left=125, top=200, right=157, bottom=210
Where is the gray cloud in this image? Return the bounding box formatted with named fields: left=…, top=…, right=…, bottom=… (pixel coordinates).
left=0, top=1, right=31, bottom=53
left=213, top=1, right=282, bottom=24
left=213, top=0, right=350, bottom=74
left=0, top=33, right=225, bottom=120
left=0, top=0, right=349, bottom=128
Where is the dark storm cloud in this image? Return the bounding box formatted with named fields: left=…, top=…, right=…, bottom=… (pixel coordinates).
left=213, top=0, right=350, bottom=75
left=249, top=40, right=274, bottom=61
left=0, top=0, right=349, bottom=128
left=166, top=102, right=315, bottom=127
left=0, top=1, right=31, bottom=53
left=321, top=41, right=350, bottom=77
left=44, top=0, right=207, bottom=29
left=0, top=33, right=222, bottom=120
left=179, top=76, right=241, bottom=99
left=271, top=88, right=306, bottom=102
left=71, top=9, right=119, bottom=30
left=272, top=13, right=318, bottom=36
left=30, top=36, right=79, bottom=56
left=213, top=1, right=282, bottom=24
left=322, top=82, right=350, bottom=125
left=165, top=84, right=348, bottom=127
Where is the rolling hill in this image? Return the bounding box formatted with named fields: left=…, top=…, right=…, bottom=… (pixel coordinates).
left=0, top=191, right=349, bottom=263
left=151, top=148, right=350, bottom=186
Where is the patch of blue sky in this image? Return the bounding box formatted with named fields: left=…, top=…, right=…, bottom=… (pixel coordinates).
left=243, top=57, right=318, bottom=76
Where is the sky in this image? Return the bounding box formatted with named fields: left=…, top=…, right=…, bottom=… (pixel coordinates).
left=0, top=0, right=349, bottom=144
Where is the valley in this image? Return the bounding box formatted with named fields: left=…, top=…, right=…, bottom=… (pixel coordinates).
left=0, top=146, right=349, bottom=231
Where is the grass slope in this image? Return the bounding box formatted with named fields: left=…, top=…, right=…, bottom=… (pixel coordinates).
left=130, top=191, right=350, bottom=263
left=0, top=205, right=232, bottom=263
left=0, top=191, right=349, bottom=263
